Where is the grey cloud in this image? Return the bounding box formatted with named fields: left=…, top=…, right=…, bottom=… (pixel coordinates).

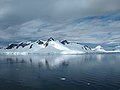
left=1, top=0, right=120, bottom=22
left=0, top=0, right=120, bottom=45
left=1, top=17, right=120, bottom=44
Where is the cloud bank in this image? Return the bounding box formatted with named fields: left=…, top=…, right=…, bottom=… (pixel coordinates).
left=0, top=0, right=120, bottom=45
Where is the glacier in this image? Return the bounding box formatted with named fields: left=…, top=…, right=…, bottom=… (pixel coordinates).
left=0, top=37, right=120, bottom=55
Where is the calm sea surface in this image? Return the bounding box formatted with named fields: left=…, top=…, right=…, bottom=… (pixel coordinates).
left=0, top=54, right=120, bottom=90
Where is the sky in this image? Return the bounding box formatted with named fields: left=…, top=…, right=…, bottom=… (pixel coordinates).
left=0, top=0, right=120, bottom=46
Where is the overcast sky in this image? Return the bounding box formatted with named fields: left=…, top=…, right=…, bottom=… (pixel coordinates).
left=0, top=0, right=120, bottom=45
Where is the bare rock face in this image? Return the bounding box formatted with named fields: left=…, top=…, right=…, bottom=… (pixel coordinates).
left=36, top=40, right=44, bottom=45
left=60, top=40, right=70, bottom=45
left=6, top=43, right=18, bottom=49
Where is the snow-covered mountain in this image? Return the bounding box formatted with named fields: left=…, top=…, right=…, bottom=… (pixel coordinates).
left=0, top=37, right=92, bottom=55
left=92, top=45, right=106, bottom=53
left=0, top=37, right=120, bottom=55
left=92, top=45, right=120, bottom=53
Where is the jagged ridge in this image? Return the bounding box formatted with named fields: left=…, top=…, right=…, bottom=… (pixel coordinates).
left=0, top=37, right=120, bottom=55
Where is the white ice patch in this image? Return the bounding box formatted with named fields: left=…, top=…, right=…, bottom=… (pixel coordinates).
left=0, top=40, right=120, bottom=55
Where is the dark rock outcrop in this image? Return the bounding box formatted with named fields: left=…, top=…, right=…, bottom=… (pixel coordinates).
left=16, top=42, right=30, bottom=49
left=47, top=37, right=54, bottom=42
left=6, top=43, right=18, bottom=49
left=36, top=40, right=44, bottom=45
left=60, top=40, right=70, bottom=45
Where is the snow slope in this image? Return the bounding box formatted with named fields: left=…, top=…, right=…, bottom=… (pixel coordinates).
left=0, top=38, right=88, bottom=55
left=92, top=45, right=120, bottom=53
left=0, top=38, right=120, bottom=55
left=92, top=45, right=106, bottom=53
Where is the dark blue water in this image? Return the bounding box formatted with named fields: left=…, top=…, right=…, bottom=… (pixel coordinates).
left=0, top=54, right=120, bottom=90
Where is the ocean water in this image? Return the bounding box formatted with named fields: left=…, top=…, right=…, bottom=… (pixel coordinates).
left=0, top=54, right=120, bottom=90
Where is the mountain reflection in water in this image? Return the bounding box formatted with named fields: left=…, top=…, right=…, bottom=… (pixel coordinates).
left=0, top=54, right=120, bottom=90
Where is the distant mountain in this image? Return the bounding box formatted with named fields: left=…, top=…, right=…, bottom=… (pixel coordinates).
left=0, top=37, right=93, bottom=55
left=92, top=45, right=106, bottom=52
left=0, top=37, right=120, bottom=55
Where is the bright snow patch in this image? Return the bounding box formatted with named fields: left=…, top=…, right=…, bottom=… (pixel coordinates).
left=0, top=38, right=120, bottom=55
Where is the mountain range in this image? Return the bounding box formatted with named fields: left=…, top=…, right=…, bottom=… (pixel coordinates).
left=0, top=37, right=120, bottom=55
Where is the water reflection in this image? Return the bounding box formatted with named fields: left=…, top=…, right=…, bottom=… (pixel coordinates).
left=0, top=54, right=120, bottom=69
left=0, top=55, right=73, bottom=69
left=0, top=54, right=120, bottom=90
left=0, top=54, right=120, bottom=70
